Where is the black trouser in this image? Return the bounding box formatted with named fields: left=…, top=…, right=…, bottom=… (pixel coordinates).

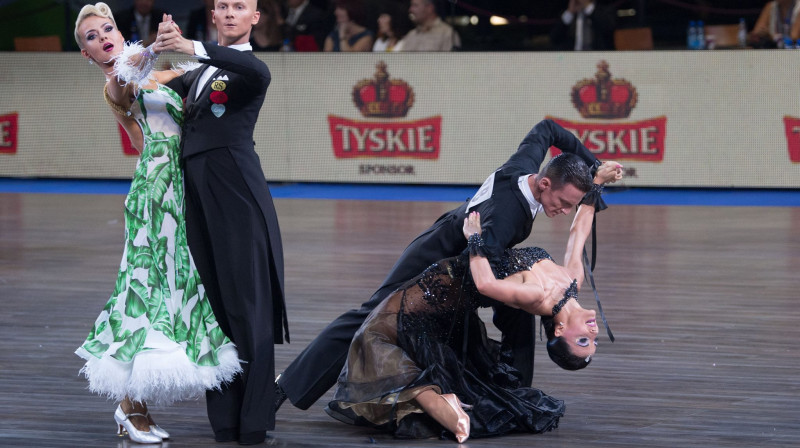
left=279, top=219, right=535, bottom=410
left=184, top=148, right=280, bottom=440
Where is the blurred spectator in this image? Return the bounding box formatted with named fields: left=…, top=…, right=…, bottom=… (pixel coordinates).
left=370, top=2, right=412, bottom=52
left=396, top=0, right=460, bottom=51
left=284, top=0, right=329, bottom=51
left=114, top=0, right=166, bottom=46
left=324, top=0, right=374, bottom=51
left=373, top=12, right=404, bottom=51
left=186, top=0, right=217, bottom=43
left=550, top=0, right=616, bottom=51
left=252, top=0, right=284, bottom=51
left=748, top=0, right=800, bottom=47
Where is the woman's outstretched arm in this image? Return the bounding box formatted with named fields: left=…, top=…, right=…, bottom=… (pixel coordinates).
left=563, top=162, right=623, bottom=287
left=563, top=203, right=595, bottom=285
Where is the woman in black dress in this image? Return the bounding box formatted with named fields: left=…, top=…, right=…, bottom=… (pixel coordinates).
left=329, top=198, right=605, bottom=443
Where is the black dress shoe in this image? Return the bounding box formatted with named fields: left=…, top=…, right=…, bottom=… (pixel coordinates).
left=274, top=376, right=288, bottom=411
left=324, top=402, right=360, bottom=425
left=326, top=402, right=386, bottom=430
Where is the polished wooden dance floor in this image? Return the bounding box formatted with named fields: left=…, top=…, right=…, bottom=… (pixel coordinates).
left=1, top=191, right=798, bottom=447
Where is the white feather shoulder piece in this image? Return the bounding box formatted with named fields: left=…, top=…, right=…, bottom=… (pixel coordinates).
left=172, top=61, right=203, bottom=73
left=112, top=41, right=158, bottom=87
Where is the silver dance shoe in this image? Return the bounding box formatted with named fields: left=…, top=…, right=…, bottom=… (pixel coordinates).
left=114, top=405, right=162, bottom=444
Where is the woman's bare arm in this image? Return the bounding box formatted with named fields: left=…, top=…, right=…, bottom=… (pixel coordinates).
left=563, top=203, right=595, bottom=286
left=153, top=68, right=183, bottom=85
left=463, top=211, right=551, bottom=315
left=468, top=254, right=549, bottom=314
left=564, top=162, right=623, bottom=285
left=750, top=3, right=772, bottom=38
left=105, top=77, right=135, bottom=108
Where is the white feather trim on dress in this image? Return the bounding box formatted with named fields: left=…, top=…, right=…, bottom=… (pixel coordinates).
left=75, top=343, right=241, bottom=405
left=112, top=41, right=158, bottom=87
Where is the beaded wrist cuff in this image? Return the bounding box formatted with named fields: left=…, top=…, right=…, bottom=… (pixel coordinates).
left=580, top=183, right=608, bottom=211
left=467, top=233, right=488, bottom=257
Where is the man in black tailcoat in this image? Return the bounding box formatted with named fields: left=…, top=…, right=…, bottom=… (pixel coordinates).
left=277, top=119, right=622, bottom=414
left=155, top=0, right=289, bottom=444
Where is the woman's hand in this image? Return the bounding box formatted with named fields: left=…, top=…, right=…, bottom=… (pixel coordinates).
left=462, top=211, right=482, bottom=240
left=155, top=14, right=192, bottom=55
left=338, top=22, right=350, bottom=42
left=593, top=161, right=624, bottom=185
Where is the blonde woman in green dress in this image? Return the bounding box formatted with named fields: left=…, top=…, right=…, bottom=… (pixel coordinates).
left=74, top=3, right=240, bottom=443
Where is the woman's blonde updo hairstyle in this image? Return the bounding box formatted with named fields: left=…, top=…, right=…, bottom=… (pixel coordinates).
left=74, top=2, right=117, bottom=49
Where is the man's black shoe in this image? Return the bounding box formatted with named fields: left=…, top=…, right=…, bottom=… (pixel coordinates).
left=324, top=402, right=358, bottom=425
left=274, top=375, right=288, bottom=411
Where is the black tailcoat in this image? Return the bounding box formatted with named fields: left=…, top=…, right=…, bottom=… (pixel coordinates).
left=167, top=44, right=288, bottom=442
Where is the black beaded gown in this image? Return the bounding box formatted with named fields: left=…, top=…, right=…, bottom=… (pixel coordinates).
left=329, top=247, right=566, bottom=440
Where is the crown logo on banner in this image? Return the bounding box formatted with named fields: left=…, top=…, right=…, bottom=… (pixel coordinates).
left=571, top=60, right=637, bottom=119
left=352, top=61, right=415, bottom=118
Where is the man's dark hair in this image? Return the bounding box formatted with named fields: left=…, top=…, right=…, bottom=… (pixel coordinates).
left=541, top=315, right=592, bottom=371
left=538, top=153, right=593, bottom=193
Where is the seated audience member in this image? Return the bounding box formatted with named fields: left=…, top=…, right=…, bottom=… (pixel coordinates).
left=324, top=0, right=374, bottom=51
left=396, top=0, right=460, bottom=51
left=252, top=0, right=284, bottom=51
left=114, top=0, right=165, bottom=46
left=550, top=0, right=616, bottom=51
left=186, top=0, right=217, bottom=43
left=748, top=0, right=800, bottom=47
left=284, top=0, right=329, bottom=51
left=373, top=10, right=411, bottom=51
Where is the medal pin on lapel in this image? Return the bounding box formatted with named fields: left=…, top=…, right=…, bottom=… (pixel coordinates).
left=211, top=104, right=225, bottom=117
left=209, top=82, right=228, bottom=118
left=211, top=80, right=227, bottom=91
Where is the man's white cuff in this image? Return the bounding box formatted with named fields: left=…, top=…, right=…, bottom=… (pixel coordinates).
left=193, top=40, right=209, bottom=59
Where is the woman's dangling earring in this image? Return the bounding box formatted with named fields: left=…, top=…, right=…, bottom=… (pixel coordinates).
left=89, top=59, right=94, bottom=65
left=559, top=322, right=565, bottom=327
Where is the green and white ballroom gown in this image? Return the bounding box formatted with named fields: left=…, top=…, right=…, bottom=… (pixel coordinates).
left=75, top=84, right=240, bottom=405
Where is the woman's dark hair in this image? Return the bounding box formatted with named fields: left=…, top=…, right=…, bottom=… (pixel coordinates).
left=541, top=316, right=592, bottom=371
left=386, top=5, right=414, bottom=39
left=335, top=0, right=366, bottom=27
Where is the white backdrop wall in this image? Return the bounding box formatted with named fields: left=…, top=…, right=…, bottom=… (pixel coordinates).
left=1, top=51, right=798, bottom=188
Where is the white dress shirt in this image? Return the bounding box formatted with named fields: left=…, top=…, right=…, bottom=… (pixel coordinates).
left=192, top=41, right=252, bottom=100
left=517, top=175, right=543, bottom=218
